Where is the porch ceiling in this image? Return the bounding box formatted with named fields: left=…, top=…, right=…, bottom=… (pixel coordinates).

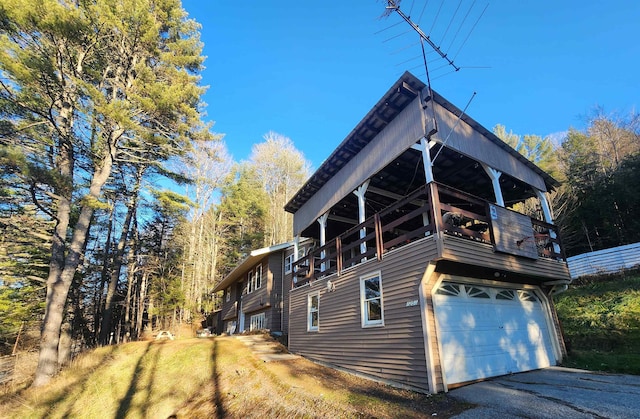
left=299, top=145, right=536, bottom=239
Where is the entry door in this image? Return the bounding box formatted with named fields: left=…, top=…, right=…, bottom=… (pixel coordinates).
left=433, top=282, right=556, bottom=385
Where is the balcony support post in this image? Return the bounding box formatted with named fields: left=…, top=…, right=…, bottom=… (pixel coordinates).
left=353, top=180, right=370, bottom=255
left=317, top=212, right=328, bottom=272
left=419, top=137, right=436, bottom=184
left=535, top=188, right=561, bottom=254
left=482, top=164, right=505, bottom=207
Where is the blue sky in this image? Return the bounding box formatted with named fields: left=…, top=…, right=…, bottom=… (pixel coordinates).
left=181, top=0, right=640, bottom=169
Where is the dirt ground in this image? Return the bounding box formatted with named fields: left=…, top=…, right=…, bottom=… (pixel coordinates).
left=175, top=336, right=471, bottom=418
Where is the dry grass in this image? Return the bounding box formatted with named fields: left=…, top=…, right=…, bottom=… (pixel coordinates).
left=1, top=336, right=469, bottom=418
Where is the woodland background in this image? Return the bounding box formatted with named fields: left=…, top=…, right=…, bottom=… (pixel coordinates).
left=0, top=0, right=638, bottom=386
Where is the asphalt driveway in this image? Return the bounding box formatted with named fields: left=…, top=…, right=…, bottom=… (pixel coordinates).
left=449, top=366, right=640, bottom=418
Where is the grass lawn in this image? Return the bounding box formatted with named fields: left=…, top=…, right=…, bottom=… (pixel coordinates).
left=555, top=272, right=640, bottom=375
left=0, top=337, right=470, bottom=418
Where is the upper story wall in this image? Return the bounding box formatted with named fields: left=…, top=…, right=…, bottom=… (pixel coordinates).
left=293, top=94, right=425, bottom=235
left=427, top=91, right=547, bottom=192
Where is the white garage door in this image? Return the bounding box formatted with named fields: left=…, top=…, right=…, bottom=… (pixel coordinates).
left=433, top=281, right=557, bottom=385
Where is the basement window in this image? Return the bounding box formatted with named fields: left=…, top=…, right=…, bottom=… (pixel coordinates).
left=250, top=312, right=266, bottom=331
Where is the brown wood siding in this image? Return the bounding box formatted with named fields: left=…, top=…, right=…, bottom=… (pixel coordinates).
left=440, top=235, right=571, bottom=281
left=241, top=255, right=271, bottom=315
left=282, top=273, right=293, bottom=336
left=221, top=288, right=238, bottom=321
left=289, top=238, right=439, bottom=393
left=293, top=97, right=425, bottom=236
left=268, top=252, right=284, bottom=332
left=427, top=98, right=547, bottom=192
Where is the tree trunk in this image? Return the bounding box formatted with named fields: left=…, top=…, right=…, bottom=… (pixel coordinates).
left=95, top=203, right=115, bottom=344
left=99, top=171, right=140, bottom=345
left=33, top=100, right=74, bottom=387
left=33, top=153, right=114, bottom=387
left=136, top=271, right=149, bottom=339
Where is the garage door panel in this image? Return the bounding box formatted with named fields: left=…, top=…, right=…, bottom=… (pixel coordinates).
left=434, top=281, right=557, bottom=385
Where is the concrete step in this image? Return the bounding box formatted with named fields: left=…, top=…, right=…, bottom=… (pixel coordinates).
left=234, top=334, right=299, bottom=362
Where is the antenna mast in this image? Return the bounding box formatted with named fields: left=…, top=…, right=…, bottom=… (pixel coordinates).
left=385, top=1, right=460, bottom=72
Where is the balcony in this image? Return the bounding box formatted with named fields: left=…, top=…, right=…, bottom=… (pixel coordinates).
left=292, top=182, right=565, bottom=287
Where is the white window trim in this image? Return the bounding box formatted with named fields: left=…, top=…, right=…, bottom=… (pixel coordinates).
left=307, top=292, right=320, bottom=332
left=360, top=271, right=384, bottom=328
left=255, top=264, right=263, bottom=290
left=247, top=270, right=254, bottom=293
left=250, top=312, right=266, bottom=331
left=284, top=254, right=294, bottom=274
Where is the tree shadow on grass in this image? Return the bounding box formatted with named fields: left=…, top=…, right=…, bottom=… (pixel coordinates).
left=212, top=338, right=226, bottom=418
left=40, top=346, right=119, bottom=418
left=115, top=341, right=162, bottom=419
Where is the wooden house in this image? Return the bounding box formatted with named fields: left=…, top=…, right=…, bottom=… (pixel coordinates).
left=213, top=239, right=314, bottom=335
left=284, top=72, right=572, bottom=393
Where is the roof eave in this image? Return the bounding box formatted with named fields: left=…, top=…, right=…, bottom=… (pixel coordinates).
left=212, top=240, right=296, bottom=292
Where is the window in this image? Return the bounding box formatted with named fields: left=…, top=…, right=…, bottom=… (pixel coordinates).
left=307, top=292, right=319, bottom=332
left=360, top=272, right=384, bottom=327
left=250, top=312, right=266, bottom=331
left=284, top=254, right=294, bottom=274
left=246, top=265, right=262, bottom=293
left=225, top=287, right=231, bottom=302
left=247, top=270, right=254, bottom=293
left=496, top=289, right=516, bottom=300
left=465, top=286, right=490, bottom=299
left=255, top=264, right=262, bottom=290
left=518, top=290, right=539, bottom=302
left=436, top=283, right=461, bottom=296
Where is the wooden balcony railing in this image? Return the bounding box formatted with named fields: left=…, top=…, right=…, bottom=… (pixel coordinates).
left=292, top=182, right=565, bottom=287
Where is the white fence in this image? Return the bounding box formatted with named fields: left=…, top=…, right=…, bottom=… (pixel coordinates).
left=567, top=242, right=640, bottom=279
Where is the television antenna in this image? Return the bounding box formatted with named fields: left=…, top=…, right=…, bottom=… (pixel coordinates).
left=380, top=0, right=489, bottom=83
left=380, top=0, right=487, bottom=163
left=384, top=0, right=460, bottom=72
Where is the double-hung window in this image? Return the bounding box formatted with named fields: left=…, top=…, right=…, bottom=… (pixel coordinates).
left=360, top=272, right=384, bottom=327
left=255, top=264, right=262, bottom=290
left=247, top=270, right=254, bottom=293
left=284, top=254, right=294, bottom=274
left=247, top=265, right=262, bottom=293
left=307, top=292, right=319, bottom=332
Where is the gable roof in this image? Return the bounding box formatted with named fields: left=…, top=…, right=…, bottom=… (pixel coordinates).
left=284, top=71, right=559, bottom=215
left=213, top=241, right=295, bottom=293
